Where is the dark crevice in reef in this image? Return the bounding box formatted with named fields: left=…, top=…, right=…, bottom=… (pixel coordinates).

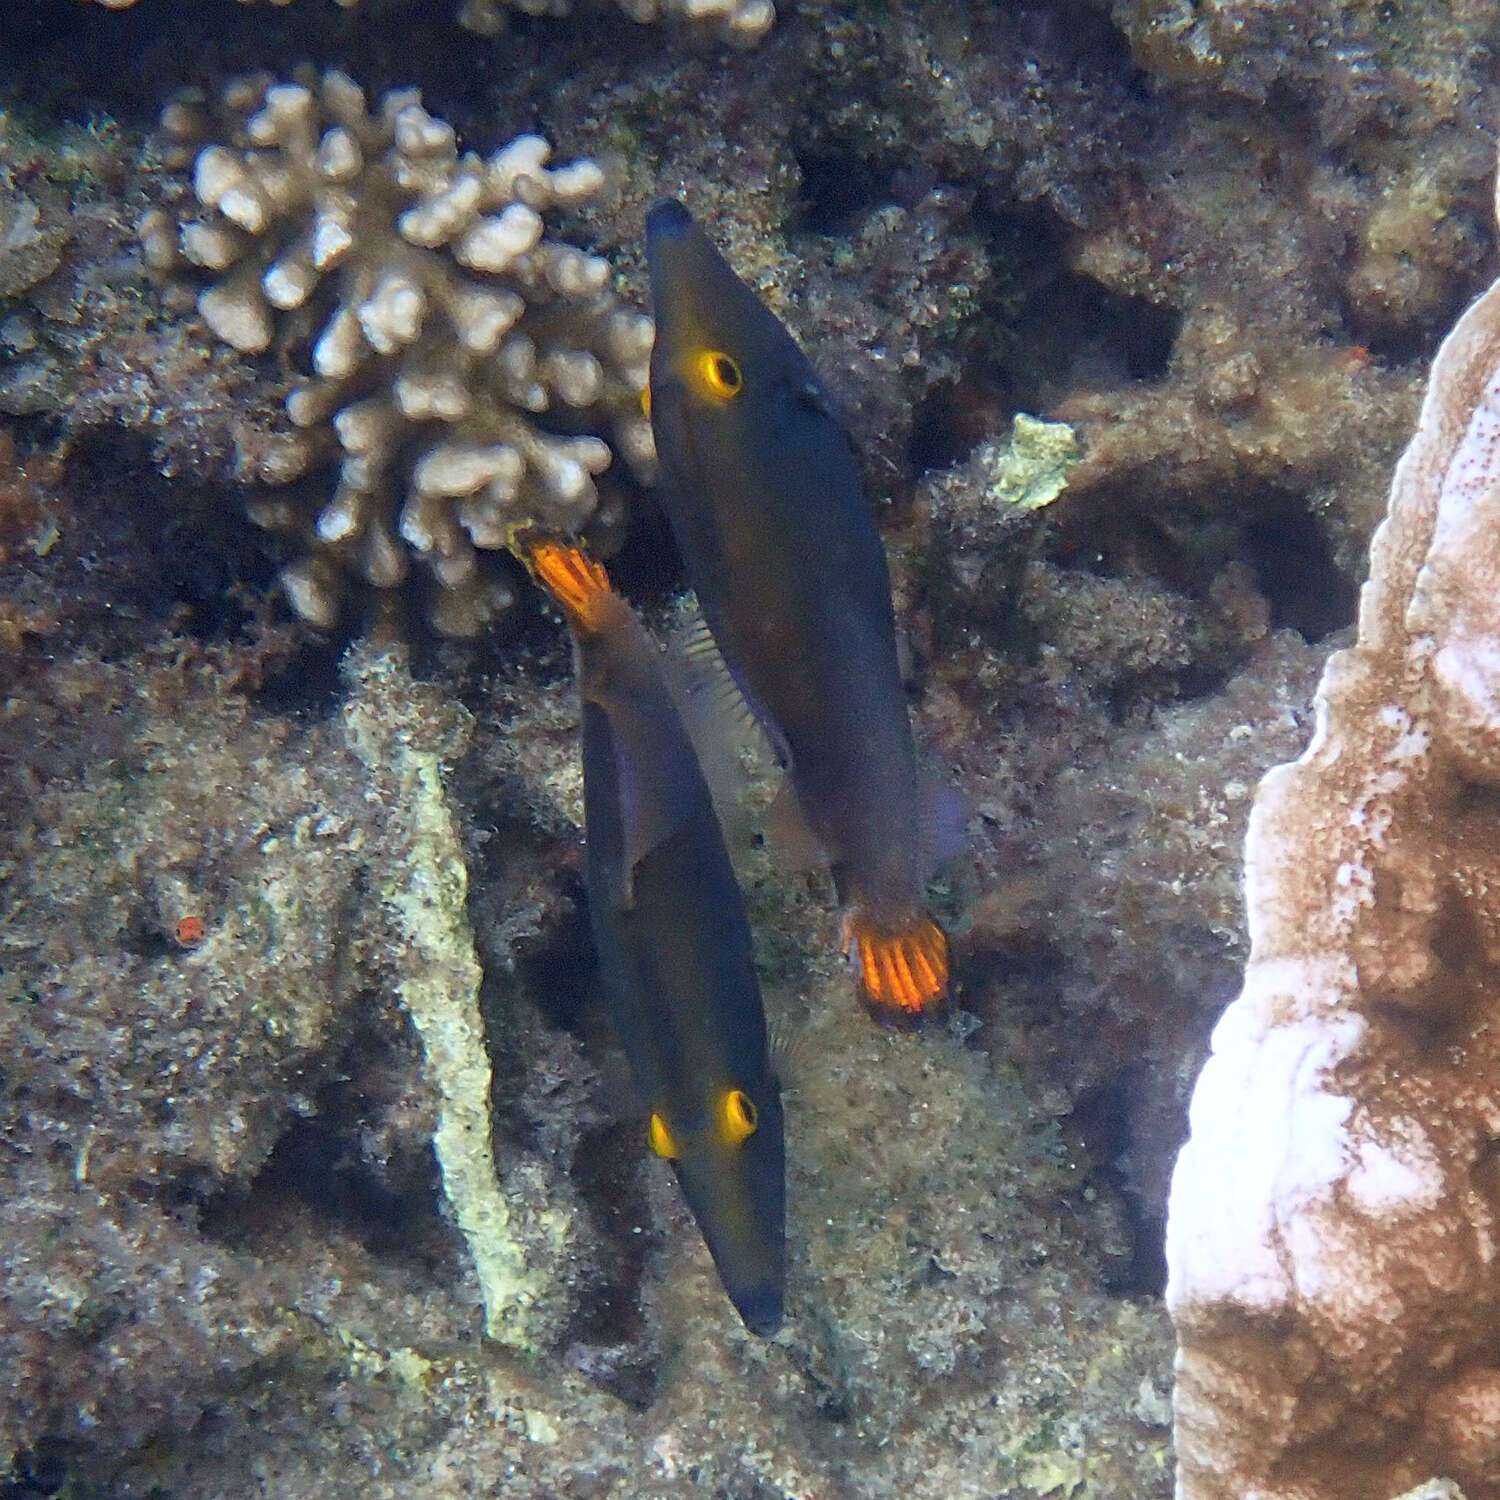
left=986, top=199, right=1174, bottom=389
left=909, top=204, right=1180, bottom=475
left=198, top=1017, right=452, bottom=1270
left=511, top=879, right=600, bottom=1034
left=1043, top=484, right=1356, bottom=654
left=1069, top=1077, right=1168, bottom=1297
left=1237, top=495, right=1357, bottom=641
left=254, top=631, right=352, bottom=718
left=0, top=1439, right=69, bottom=1500
left=907, top=372, right=1010, bottom=474
left=0, top=0, right=487, bottom=132
left=795, top=150, right=898, bottom=237
left=1018, top=0, right=1143, bottom=80
left=605, top=488, right=690, bottom=606
left=563, top=1125, right=661, bottom=1409
left=965, top=946, right=1173, bottom=1297
left=1012, top=270, right=1179, bottom=392
left=1365, top=876, right=1500, bottom=1051
left=14, top=429, right=278, bottom=657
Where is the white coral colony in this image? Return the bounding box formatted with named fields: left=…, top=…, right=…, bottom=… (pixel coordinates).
left=1166, top=158, right=1500, bottom=1498
left=142, top=71, right=656, bottom=634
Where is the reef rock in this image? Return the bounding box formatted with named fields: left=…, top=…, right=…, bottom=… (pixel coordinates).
left=1166, top=164, right=1500, bottom=1498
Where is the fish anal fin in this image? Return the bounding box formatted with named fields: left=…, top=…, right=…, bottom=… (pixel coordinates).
left=663, top=596, right=779, bottom=848
left=841, top=910, right=950, bottom=1026
left=671, top=602, right=763, bottom=735
left=764, top=778, right=827, bottom=874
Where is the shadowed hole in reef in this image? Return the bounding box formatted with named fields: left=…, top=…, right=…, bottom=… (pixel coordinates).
left=0, top=1440, right=69, bottom=1500
left=795, top=150, right=897, bottom=237
left=1473, top=1133, right=1500, bottom=1218
left=254, top=630, right=350, bottom=716
left=198, top=1017, right=451, bottom=1268
left=17, top=428, right=277, bottom=649
left=1238, top=497, right=1356, bottom=641
left=1014, top=269, right=1179, bottom=389
left=963, top=942, right=1167, bottom=1294
left=1430, top=882, right=1483, bottom=977
left=563, top=1123, right=661, bottom=1408
left=512, top=877, right=598, bottom=1031
left=909, top=254, right=1181, bottom=473
left=1070, top=1076, right=1167, bottom=1296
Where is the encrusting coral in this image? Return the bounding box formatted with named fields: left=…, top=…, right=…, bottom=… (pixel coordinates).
left=1166, top=156, right=1500, bottom=1499
left=142, top=70, right=655, bottom=634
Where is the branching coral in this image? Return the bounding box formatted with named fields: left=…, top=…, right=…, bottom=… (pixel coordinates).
left=142, top=70, right=655, bottom=633
left=1166, top=162, right=1500, bottom=1499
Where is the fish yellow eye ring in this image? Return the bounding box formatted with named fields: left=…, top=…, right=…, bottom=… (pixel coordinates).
left=719, top=1088, right=758, bottom=1144
left=694, top=349, right=742, bottom=400
left=648, top=1112, right=679, bottom=1159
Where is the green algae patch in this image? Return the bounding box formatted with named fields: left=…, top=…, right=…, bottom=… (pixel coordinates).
left=988, top=414, right=1080, bottom=512
left=342, top=643, right=559, bottom=1352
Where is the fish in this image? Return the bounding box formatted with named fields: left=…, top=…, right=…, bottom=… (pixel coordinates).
left=527, top=539, right=786, bottom=1338
left=644, top=198, right=951, bottom=1025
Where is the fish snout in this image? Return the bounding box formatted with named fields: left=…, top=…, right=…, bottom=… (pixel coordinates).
left=731, top=1279, right=784, bottom=1338
left=646, top=197, right=694, bottom=245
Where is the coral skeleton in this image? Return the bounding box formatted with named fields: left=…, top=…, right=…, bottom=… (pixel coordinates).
left=343, top=643, right=568, bottom=1349
left=143, top=70, right=655, bottom=634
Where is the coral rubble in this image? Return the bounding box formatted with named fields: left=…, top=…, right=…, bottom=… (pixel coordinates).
left=1167, top=166, right=1500, bottom=1498
left=145, top=70, right=655, bottom=633
left=0, top=625, right=1175, bottom=1497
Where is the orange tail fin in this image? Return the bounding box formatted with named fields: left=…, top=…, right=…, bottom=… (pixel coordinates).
left=527, top=540, right=614, bottom=633
left=842, top=910, right=949, bottom=1025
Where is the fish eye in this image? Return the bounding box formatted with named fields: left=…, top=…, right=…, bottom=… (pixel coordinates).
left=720, top=1088, right=758, bottom=1144
left=648, top=1112, right=679, bottom=1159
left=694, top=349, right=743, bottom=400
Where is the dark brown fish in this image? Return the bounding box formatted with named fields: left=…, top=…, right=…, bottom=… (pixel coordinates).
left=645, top=199, right=950, bottom=1023
left=529, top=540, right=784, bottom=1336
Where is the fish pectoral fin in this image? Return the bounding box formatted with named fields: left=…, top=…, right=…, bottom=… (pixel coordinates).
left=614, top=748, right=695, bottom=902
left=841, top=910, right=950, bottom=1026
left=766, top=1012, right=807, bottom=1093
